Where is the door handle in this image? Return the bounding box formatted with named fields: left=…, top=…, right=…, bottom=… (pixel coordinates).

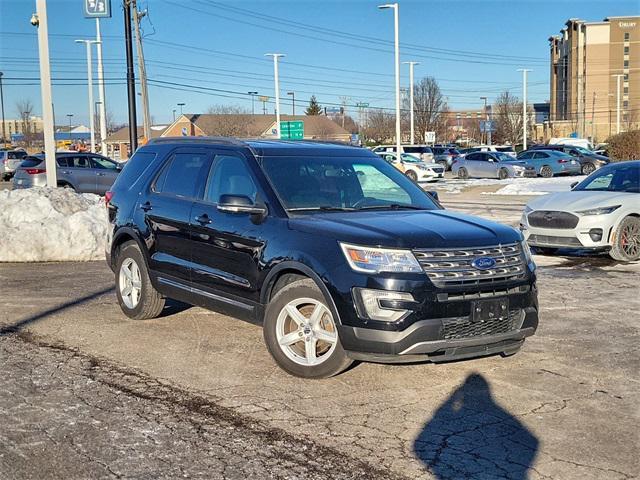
left=97, top=172, right=106, bottom=176
left=195, top=214, right=211, bottom=225
left=140, top=201, right=152, bottom=212
left=62, top=170, right=72, bottom=174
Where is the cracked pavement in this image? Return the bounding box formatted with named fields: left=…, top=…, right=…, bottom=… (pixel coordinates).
left=0, top=194, right=638, bottom=479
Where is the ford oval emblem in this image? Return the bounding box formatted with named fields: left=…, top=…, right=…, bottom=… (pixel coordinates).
left=472, top=257, right=496, bottom=270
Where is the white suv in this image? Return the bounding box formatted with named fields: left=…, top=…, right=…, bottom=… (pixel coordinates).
left=376, top=152, right=444, bottom=182
left=371, top=144, right=434, bottom=162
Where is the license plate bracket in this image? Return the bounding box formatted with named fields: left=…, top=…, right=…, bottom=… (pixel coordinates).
left=472, top=298, right=509, bottom=322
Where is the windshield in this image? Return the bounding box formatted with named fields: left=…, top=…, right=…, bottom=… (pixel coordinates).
left=571, top=146, right=592, bottom=155
left=261, top=155, right=439, bottom=212
left=496, top=146, right=514, bottom=153
left=495, top=152, right=514, bottom=162
left=400, top=154, right=421, bottom=163
left=574, top=164, right=639, bottom=193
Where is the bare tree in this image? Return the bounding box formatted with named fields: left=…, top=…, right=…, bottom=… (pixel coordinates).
left=361, top=109, right=394, bottom=143
left=408, top=77, right=447, bottom=143
left=493, top=91, right=533, bottom=145
left=329, top=114, right=358, bottom=134
left=16, top=99, right=34, bottom=145
left=205, top=105, right=253, bottom=137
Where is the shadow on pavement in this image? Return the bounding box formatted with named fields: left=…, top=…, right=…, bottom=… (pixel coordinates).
left=0, top=286, right=115, bottom=336
left=413, top=373, right=539, bottom=479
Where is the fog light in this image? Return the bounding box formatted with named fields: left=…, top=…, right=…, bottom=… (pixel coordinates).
left=589, top=228, right=603, bottom=242
left=353, top=288, right=415, bottom=322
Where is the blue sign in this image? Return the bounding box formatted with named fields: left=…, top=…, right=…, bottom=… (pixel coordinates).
left=480, top=120, right=496, bottom=133
left=569, top=132, right=578, bottom=138
left=83, top=0, right=112, bottom=18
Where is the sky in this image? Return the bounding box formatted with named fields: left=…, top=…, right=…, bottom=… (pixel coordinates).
left=0, top=0, right=637, bottom=126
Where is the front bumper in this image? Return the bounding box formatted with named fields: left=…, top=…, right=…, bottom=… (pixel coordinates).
left=521, top=212, right=616, bottom=249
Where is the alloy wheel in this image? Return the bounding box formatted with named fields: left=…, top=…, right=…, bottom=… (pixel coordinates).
left=582, top=163, right=596, bottom=175
left=620, top=222, right=640, bottom=259
left=119, top=258, right=142, bottom=309
left=276, top=298, right=338, bottom=366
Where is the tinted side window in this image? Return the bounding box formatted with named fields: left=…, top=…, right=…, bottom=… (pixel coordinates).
left=90, top=156, right=117, bottom=169
left=70, top=156, right=90, bottom=168
left=205, top=154, right=257, bottom=204
left=466, top=153, right=481, bottom=161
left=519, top=152, right=533, bottom=160
left=533, top=152, right=549, bottom=159
left=56, top=157, right=70, bottom=167
left=116, top=151, right=157, bottom=189
left=155, top=153, right=209, bottom=199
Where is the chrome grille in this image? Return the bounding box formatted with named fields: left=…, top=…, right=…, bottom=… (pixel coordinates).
left=442, top=309, right=524, bottom=340
left=413, top=243, right=527, bottom=287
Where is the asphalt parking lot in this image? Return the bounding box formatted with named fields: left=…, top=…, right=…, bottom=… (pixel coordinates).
left=1, top=190, right=638, bottom=480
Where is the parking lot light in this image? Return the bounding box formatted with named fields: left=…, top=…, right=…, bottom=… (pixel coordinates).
left=378, top=3, right=401, bottom=157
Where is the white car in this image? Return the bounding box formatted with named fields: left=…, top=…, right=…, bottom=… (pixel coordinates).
left=463, top=145, right=517, bottom=158
left=371, top=144, right=434, bottom=162
left=521, top=161, right=640, bottom=261
left=376, top=152, right=444, bottom=182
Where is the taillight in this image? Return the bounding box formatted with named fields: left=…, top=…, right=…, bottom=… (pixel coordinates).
left=557, top=159, right=569, bottom=164
left=105, top=190, right=114, bottom=208
left=25, top=168, right=46, bottom=174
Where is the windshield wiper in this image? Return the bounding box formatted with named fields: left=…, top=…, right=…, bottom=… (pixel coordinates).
left=355, top=204, right=427, bottom=211
left=287, top=206, right=357, bottom=212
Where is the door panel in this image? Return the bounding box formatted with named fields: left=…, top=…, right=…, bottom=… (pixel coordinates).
left=62, top=155, right=95, bottom=192
left=464, top=153, right=483, bottom=177
left=90, top=156, right=120, bottom=195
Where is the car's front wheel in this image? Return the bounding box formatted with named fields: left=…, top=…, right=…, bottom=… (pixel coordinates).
left=457, top=167, right=469, bottom=179
left=115, top=241, right=165, bottom=319
left=540, top=166, right=553, bottom=178
left=405, top=170, right=418, bottom=182
left=581, top=162, right=596, bottom=175
left=498, top=168, right=509, bottom=180
left=610, top=216, right=640, bottom=262
left=263, top=278, right=352, bottom=378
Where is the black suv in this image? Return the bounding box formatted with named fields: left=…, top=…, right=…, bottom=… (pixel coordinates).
left=106, top=138, right=538, bottom=378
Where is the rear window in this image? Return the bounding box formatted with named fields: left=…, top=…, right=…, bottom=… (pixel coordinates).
left=20, top=157, right=43, bottom=168
left=114, top=151, right=157, bottom=190
left=404, top=146, right=432, bottom=154
left=496, top=146, right=514, bottom=153
left=8, top=151, right=26, bottom=159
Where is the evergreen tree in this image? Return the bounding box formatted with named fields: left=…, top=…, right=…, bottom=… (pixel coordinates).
left=305, top=95, right=322, bottom=115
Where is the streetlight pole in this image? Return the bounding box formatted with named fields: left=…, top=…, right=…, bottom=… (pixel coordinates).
left=248, top=91, right=258, bottom=115
left=172, top=109, right=176, bottom=122
left=123, top=0, right=138, bottom=155
left=75, top=39, right=98, bottom=153
left=94, top=101, right=101, bottom=145
left=0, top=71, right=6, bottom=147
left=517, top=69, right=531, bottom=150
left=33, top=0, right=56, bottom=186
left=480, top=96, right=487, bottom=145
left=95, top=18, right=107, bottom=154
left=287, top=91, right=295, bottom=116
left=403, top=61, right=419, bottom=144
left=177, top=102, right=185, bottom=115
left=67, top=114, right=73, bottom=136
left=265, top=53, right=285, bottom=139
left=612, top=74, right=623, bottom=134
left=379, top=3, right=401, bottom=154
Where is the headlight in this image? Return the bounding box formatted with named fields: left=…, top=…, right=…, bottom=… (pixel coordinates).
left=418, top=165, right=428, bottom=170
left=340, top=243, right=422, bottom=274
left=524, top=205, right=533, bottom=214
left=513, top=165, right=525, bottom=171
left=576, top=205, right=621, bottom=216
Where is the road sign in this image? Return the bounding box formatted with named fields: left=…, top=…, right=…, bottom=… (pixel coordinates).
left=280, top=121, right=304, bottom=140
left=83, top=0, right=111, bottom=18
left=355, top=102, right=369, bottom=108
left=425, top=131, right=436, bottom=143
left=480, top=120, right=496, bottom=132
left=258, top=96, right=269, bottom=102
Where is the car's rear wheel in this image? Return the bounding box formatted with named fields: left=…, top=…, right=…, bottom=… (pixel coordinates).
left=540, top=166, right=553, bottom=178
left=581, top=162, right=596, bottom=175
left=263, top=278, right=352, bottom=378
left=610, top=216, right=640, bottom=262
left=405, top=170, right=418, bottom=182
left=115, top=241, right=165, bottom=319
left=457, top=167, right=469, bottom=179
left=498, top=168, right=509, bottom=180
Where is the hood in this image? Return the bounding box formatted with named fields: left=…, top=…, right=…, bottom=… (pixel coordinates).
left=527, top=190, right=635, bottom=211
left=289, top=209, right=521, bottom=249
left=584, top=152, right=609, bottom=162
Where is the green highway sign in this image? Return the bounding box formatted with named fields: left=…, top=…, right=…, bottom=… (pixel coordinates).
left=355, top=102, right=369, bottom=108
left=280, top=121, right=304, bottom=140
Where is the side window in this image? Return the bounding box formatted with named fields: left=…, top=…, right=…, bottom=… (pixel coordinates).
left=90, top=156, right=117, bottom=169
left=466, top=153, right=479, bottom=161
left=56, top=157, right=70, bottom=167
left=70, top=156, right=90, bottom=168
left=519, top=152, right=533, bottom=160
left=154, top=152, right=209, bottom=199
left=205, top=154, right=257, bottom=204
left=533, top=152, right=549, bottom=159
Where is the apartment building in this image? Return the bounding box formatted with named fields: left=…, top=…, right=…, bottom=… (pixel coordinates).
left=548, top=16, right=639, bottom=141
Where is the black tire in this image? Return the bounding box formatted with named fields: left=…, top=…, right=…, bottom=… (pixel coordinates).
left=540, top=166, right=553, bottom=178
left=115, top=241, right=165, bottom=320
left=405, top=170, right=418, bottom=182
left=581, top=162, right=596, bottom=175
left=534, top=247, right=558, bottom=256
left=58, top=182, right=76, bottom=192
left=498, top=168, right=509, bottom=180
left=610, top=216, right=640, bottom=262
left=457, top=167, right=469, bottom=180
left=263, top=278, right=352, bottom=379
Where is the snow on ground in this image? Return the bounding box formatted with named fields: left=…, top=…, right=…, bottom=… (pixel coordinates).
left=429, top=178, right=504, bottom=194
left=482, top=175, right=587, bottom=196
left=0, top=188, right=108, bottom=262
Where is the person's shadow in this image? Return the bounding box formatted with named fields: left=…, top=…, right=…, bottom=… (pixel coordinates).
left=413, top=373, right=539, bottom=479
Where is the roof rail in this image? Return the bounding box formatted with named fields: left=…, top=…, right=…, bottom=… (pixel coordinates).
left=146, top=136, right=248, bottom=146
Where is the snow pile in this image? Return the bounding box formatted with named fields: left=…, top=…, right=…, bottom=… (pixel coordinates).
left=483, top=175, right=587, bottom=196
left=432, top=178, right=504, bottom=194
left=0, top=188, right=108, bottom=262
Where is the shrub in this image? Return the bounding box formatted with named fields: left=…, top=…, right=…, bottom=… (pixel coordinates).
left=605, top=130, right=640, bottom=161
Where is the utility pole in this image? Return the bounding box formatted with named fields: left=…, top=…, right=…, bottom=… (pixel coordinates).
left=123, top=0, right=138, bottom=155
left=248, top=91, right=258, bottom=115
left=132, top=0, right=151, bottom=143
left=480, top=96, right=487, bottom=145
left=591, top=91, right=596, bottom=141
left=403, top=62, right=419, bottom=145
left=95, top=18, right=107, bottom=153
left=378, top=3, right=401, bottom=154
left=612, top=74, right=623, bottom=134
left=259, top=96, right=268, bottom=115
left=34, top=0, right=56, bottom=186
left=265, top=53, right=285, bottom=139
left=172, top=109, right=176, bottom=122
left=517, top=69, right=531, bottom=150
left=339, top=96, right=351, bottom=129
left=75, top=39, right=97, bottom=153
left=0, top=72, right=6, bottom=147
left=287, top=91, right=295, bottom=115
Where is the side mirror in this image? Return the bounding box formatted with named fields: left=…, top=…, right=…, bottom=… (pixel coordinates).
left=427, top=190, right=439, bottom=202
left=116, top=163, right=123, bottom=171
left=217, top=194, right=267, bottom=217
left=570, top=182, right=578, bottom=190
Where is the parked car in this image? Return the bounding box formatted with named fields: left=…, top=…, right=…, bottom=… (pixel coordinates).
left=0, top=149, right=28, bottom=180
left=515, top=149, right=582, bottom=177
left=549, top=137, right=594, bottom=150
left=530, top=144, right=609, bottom=175
left=452, top=151, right=537, bottom=179
left=105, top=138, right=539, bottom=378
left=464, top=145, right=517, bottom=158
left=12, top=152, right=122, bottom=195
left=521, top=160, right=639, bottom=261
left=431, top=146, right=461, bottom=170
left=371, top=144, right=434, bottom=162
left=376, top=152, right=444, bottom=182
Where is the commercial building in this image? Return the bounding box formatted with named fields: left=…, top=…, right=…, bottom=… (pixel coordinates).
left=548, top=15, right=639, bottom=142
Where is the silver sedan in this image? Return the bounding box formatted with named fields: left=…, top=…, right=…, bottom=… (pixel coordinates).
left=452, top=151, right=536, bottom=179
